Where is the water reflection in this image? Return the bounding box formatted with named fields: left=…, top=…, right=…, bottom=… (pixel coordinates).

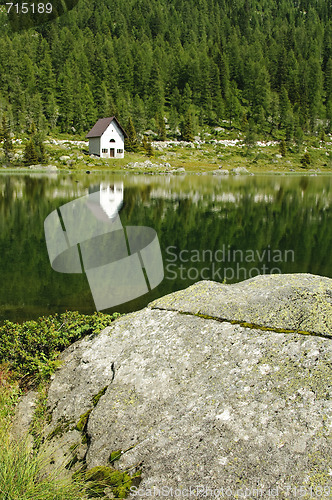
left=0, top=173, right=331, bottom=322
left=88, top=182, right=124, bottom=220
left=44, top=181, right=163, bottom=311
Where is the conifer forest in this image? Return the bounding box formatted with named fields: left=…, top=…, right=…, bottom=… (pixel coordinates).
left=1, top=0, right=332, bottom=140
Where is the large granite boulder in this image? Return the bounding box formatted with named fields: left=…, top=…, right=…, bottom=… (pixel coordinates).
left=13, top=274, right=332, bottom=498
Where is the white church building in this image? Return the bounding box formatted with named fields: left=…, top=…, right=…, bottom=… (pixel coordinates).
left=86, top=117, right=127, bottom=158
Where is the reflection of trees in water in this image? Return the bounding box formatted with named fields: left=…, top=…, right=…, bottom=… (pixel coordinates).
left=0, top=174, right=330, bottom=321
left=24, top=177, right=46, bottom=201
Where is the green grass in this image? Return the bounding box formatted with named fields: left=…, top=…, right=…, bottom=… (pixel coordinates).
left=0, top=366, right=87, bottom=500
left=2, top=127, right=332, bottom=174
left=0, top=311, right=124, bottom=500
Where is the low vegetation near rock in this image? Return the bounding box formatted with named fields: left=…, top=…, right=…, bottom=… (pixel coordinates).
left=0, top=311, right=120, bottom=381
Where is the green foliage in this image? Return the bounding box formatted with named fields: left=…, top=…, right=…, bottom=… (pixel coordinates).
left=279, top=139, right=287, bottom=157
left=76, top=387, right=108, bottom=432
left=244, top=119, right=256, bottom=155
left=300, top=152, right=312, bottom=168
left=142, top=135, right=154, bottom=156
left=0, top=116, right=13, bottom=160
left=109, top=450, right=122, bottom=464
left=0, top=382, right=87, bottom=500
left=82, top=465, right=141, bottom=498
left=1, top=0, right=331, bottom=137
left=180, top=112, right=194, bottom=142
left=23, top=124, right=47, bottom=165
left=156, top=113, right=166, bottom=141
left=0, top=311, right=121, bottom=381
left=124, top=116, right=138, bottom=152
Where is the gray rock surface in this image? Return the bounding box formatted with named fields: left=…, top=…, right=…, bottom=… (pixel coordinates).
left=231, top=166, right=249, bottom=174
left=11, top=390, right=38, bottom=450
left=212, top=169, right=229, bottom=175
left=14, top=274, right=332, bottom=497
left=151, top=274, right=332, bottom=337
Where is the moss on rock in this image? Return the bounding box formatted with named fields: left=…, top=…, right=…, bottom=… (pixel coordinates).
left=83, top=465, right=141, bottom=498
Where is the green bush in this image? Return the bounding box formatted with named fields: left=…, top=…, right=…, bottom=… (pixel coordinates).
left=0, top=311, right=120, bottom=381
left=300, top=152, right=312, bottom=168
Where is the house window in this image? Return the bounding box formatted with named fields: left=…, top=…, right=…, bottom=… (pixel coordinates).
left=110, top=139, right=115, bottom=143
left=117, top=149, right=123, bottom=153
left=102, top=148, right=108, bottom=153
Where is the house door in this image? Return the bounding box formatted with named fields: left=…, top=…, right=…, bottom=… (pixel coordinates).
left=110, top=148, right=115, bottom=158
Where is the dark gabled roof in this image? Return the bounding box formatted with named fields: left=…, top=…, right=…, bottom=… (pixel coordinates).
left=86, top=117, right=128, bottom=138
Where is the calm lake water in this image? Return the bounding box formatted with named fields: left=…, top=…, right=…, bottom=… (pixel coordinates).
left=0, top=172, right=331, bottom=322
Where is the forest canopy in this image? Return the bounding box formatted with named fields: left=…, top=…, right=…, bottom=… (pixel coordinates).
left=0, top=0, right=332, bottom=138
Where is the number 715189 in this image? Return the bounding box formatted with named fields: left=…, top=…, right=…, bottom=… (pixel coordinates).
left=6, top=3, right=53, bottom=14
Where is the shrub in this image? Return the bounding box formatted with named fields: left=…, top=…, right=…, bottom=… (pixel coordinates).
left=0, top=311, right=121, bottom=381
left=300, top=152, right=312, bottom=168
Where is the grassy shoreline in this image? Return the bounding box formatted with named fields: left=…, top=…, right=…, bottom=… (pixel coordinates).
left=2, top=129, right=332, bottom=175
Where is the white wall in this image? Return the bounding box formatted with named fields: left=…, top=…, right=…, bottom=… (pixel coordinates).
left=99, top=121, right=125, bottom=158
left=89, top=137, right=100, bottom=156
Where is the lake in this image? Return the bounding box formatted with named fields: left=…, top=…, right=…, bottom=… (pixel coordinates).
left=0, top=172, right=331, bottom=322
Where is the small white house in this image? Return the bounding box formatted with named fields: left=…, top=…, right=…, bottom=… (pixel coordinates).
left=86, top=117, right=127, bottom=159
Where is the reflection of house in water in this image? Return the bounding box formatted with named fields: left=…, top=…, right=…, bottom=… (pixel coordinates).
left=87, top=182, right=124, bottom=220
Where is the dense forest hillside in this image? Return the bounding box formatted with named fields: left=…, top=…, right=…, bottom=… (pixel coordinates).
left=1, top=0, right=332, bottom=139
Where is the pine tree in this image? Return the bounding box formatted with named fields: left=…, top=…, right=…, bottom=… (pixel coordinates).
left=279, top=139, right=287, bottom=157
left=23, top=123, right=47, bottom=165
left=132, top=95, right=147, bottom=136
left=180, top=112, right=194, bottom=142
left=156, top=113, right=166, bottom=141
left=300, top=152, right=312, bottom=168
left=0, top=117, right=5, bottom=142
left=225, top=83, right=241, bottom=127
left=241, top=113, right=248, bottom=133
left=142, top=135, right=148, bottom=152
left=1, top=117, right=13, bottom=161
left=146, top=140, right=154, bottom=157
left=279, top=86, right=292, bottom=129
left=23, top=140, right=38, bottom=165
left=124, top=116, right=138, bottom=152
left=169, top=107, right=179, bottom=136
left=82, top=84, right=97, bottom=130
left=244, top=119, right=256, bottom=155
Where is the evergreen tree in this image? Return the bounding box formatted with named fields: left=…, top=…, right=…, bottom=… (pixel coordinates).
left=244, top=119, right=256, bottom=155
left=180, top=111, right=194, bottom=142
left=141, top=133, right=154, bottom=157
left=300, top=152, right=312, bottom=168
left=241, top=113, right=248, bottom=133
left=156, top=113, right=166, bottom=141
left=279, top=86, right=292, bottom=129
left=23, top=123, right=47, bottom=165
left=0, top=0, right=331, bottom=138
left=169, top=107, right=179, bottom=136
left=225, top=83, right=242, bottom=127
left=124, top=116, right=138, bottom=152
left=82, top=84, right=97, bottom=130
left=142, top=135, right=148, bottom=152
left=146, top=140, right=154, bottom=157
left=23, top=140, right=38, bottom=165
left=279, top=139, right=287, bottom=157
left=132, top=95, right=147, bottom=136
left=0, top=117, right=13, bottom=161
